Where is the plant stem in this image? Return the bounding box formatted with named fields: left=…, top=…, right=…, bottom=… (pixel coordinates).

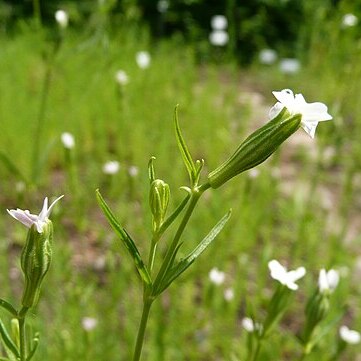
left=132, top=299, right=153, bottom=361
left=18, top=307, right=29, bottom=361
left=33, top=0, right=42, bottom=27
left=250, top=338, right=262, bottom=361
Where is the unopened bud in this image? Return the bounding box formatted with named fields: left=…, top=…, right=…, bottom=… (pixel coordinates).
left=149, top=179, right=170, bottom=232
left=21, top=222, right=53, bottom=308
left=208, top=109, right=301, bottom=188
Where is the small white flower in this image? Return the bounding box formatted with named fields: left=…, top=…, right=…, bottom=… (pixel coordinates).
left=211, top=15, right=228, bottom=30
left=136, top=51, right=151, bottom=69
left=115, top=70, right=129, bottom=86
left=340, top=326, right=361, bottom=344
left=342, top=13, right=358, bottom=27
left=7, top=196, right=64, bottom=233
left=279, top=58, right=300, bottom=74
left=224, top=287, right=235, bottom=301
left=55, top=10, right=69, bottom=28
left=241, top=317, right=261, bottom=333
left=128, top=165, right=139, bottom=177
left=157, top=0, right=169, bottom=13
left=82, top=317, right=98, bottom=332
left=209, top=30, right=229, bottom=46
left=318, top=269, right=339, bottom=293
left=103, top=161, right=120, bottom=175
left=259, top=49, right=278, bottom=65
left=269, top=89, right=333, bottom=138
left=268, top=259, right=306, bottom=291
left=61, top=132, right=75, bottom=149
left=209, top=267, right=225, bottom=286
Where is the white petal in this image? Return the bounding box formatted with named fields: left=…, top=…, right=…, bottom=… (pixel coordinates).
left=327, top=269, right=339, bottom=290
left=38, top=197, right=49, bottom=221
left=301, top=102, right=332, bottom=122
left=318, top=269, right=328, bottom=292
left=340, top=326, right=361, bottom=344
left=7, top=209, right=34, bottom=228
left=272, top=89, right=295, bottom=110
left=288, top=267, right=306, bottom=282
left=268, top=260, right=287, bottom=283
left=301, top=121, right=318, bottom=138
left=45, top=195, right=64, bottom=219
left=269, top=102, right=284, bottom=120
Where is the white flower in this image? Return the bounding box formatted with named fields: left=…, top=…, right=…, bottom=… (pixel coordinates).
left=209, top=267, right=225, bottom=286
left=103, top=161, right=120, bottom=175
left=7, top=196, right=64, bottom=233
left=342, top=13, right=358, bottom=27
left=115, top=70, right=129, bottom=86
left=259, top=49, right=278, bottom=65
left=82, top=317, right=98, bottom=332
left=279, top=58, right=300, bottom=74
left=318, top=269, right=339, bottom=293
left=268, top=259, right=306, bottom=291
left=55, top=10, right=69, bottom=28
left=128, top=165, right=139, bottom=177
left=211, top=15, right=228, bottom=30
left=136, top=51, right=151, bottom=69
left=241, top=317, right=261, bottom=333
left=61, top=132, right=75, bottom=149
left=209, top=30, right=229, bottom=46
left=157, top=0, right=169, bottom=13
left=224, top=287, right=234, bottom=301
left=339, top=326, right=361, bottom=344
left=269, top=89, right=333, bottom=138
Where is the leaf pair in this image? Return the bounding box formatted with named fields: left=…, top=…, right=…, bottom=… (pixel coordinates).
left=174, top=106, right=203, bottom=187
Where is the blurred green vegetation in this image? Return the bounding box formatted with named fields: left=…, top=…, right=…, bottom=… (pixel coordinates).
left=0, top=0, right=360, bottom=360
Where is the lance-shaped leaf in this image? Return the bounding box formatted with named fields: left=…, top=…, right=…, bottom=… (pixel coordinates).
left=0, top=300, right=17, bottom=318
left=0, top=319, right=20, bottom=360
left=174, top=105, right=197, bottom=185
left=155, top=209, right=232, bottom=295
left=96, top=190, right=152, bottom=286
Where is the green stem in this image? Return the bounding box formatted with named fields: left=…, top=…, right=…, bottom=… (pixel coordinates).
left=18, top=307, right=29, bottom=361
left=132, top=299, right=153, bottom=361
left=153, top=190, right=201, bottom=291
left=148, top=235, right=159, bottom=274
left=250, top=338, right=262, bottom=361
left=33, top=0, right=41, bottom=27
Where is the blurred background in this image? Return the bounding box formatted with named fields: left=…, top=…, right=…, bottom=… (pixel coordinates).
left=0, top=0, right=361, bottom=360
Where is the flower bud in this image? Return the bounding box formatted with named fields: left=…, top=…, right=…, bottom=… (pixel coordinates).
left=208, top=109, right=301, bottom=188
left=21, top=222, right=53, bottom=308
left=149, top=179, right=170, bottom=232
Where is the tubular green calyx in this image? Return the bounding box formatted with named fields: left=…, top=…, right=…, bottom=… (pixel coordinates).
left=208, top=109, right=301, bottom=188
left=21, top=221, right=53, bottom=308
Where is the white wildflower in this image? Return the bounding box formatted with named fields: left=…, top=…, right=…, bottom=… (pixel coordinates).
left=7, top=196, right=64, bottom=233
left=128, top=166, right=139, bottom=177
left=268, top=259, right=306, bottom=291
left=279, top=58, right=300, bottom=74
left=55, top=10, right=69, bottom=28
left=136, top=51, right=151, bottom=69
left=103, top=161, right=120, bottom=175
left=115, top=70, right=129, bottom=86
left=269, top=89, right=332, bottom=138
left=61, top=132, right=75, bottom=149
left=340, top=326, right=361, bottom=344
left=209, top=30, right=229, bottom=46
left=259, top=49, right=278, bottom=65
left=82, top=317, right=98, bottom=332
left=318, top=269, right=339, bottom=293
left=342, top=14, right=358, bottom=27
left=157, top=0, right=169, bottom=13
left=211, top=15, right=228, bottom=30
left=224, top=288, right=235, bottom=301
left=209, top=267, right=225, bottom=286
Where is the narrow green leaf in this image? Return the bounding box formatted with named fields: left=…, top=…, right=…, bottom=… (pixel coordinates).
left=0, top=300, right=17, bottom=318
left=158, top=209, right=232, bottom=293
left=174, top=105, right=196, bottom=184
left=0, top=319, right=20, bottom=360
left=96, top=190, right=152, bottom=285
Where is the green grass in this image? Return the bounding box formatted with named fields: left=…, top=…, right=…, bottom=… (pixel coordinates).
left=0, top=17, right=360, bottom=361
